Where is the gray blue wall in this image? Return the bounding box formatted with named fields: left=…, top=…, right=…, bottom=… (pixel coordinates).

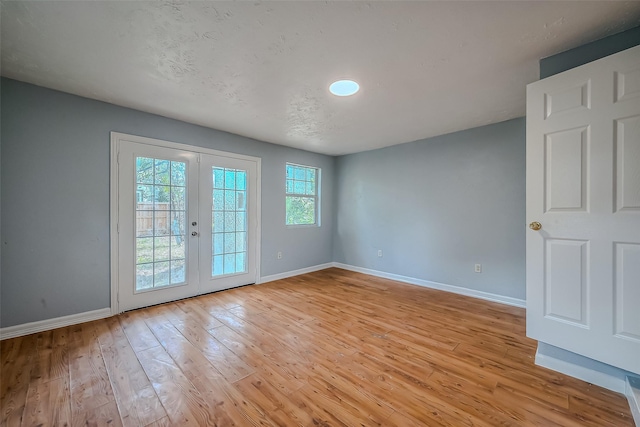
left=333, top=118, right=526, bottom=300
left=3, top=26, right=637, bottom=332
left=0, top=78, right=335, bottom=328
left=540, top=25, right=640, bottom=79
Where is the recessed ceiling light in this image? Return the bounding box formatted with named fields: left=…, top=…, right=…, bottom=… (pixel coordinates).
left=329, top=80, right=360, bottom=97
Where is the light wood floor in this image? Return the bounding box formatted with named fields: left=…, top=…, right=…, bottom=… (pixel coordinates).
left=1, top=268, right=634, bottom=426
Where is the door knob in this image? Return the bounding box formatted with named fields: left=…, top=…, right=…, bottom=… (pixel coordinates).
left=529, top=221, right=542, bottom=231
left=191, top=231, right=198, bottom=236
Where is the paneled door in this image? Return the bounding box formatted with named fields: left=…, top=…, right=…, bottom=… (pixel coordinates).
left=526, top=45, right=640, bottom=374
left=113, top=134, right=260, bottom=312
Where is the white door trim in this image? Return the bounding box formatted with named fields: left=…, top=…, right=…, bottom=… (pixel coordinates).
left=109, top=132, right=262, bottom=314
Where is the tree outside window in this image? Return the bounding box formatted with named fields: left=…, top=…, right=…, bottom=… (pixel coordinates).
left=286, top=163, right=319, bottom=226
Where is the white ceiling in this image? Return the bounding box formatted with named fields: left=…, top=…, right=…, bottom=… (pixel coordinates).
left=2, top=1, right=640, bottom=155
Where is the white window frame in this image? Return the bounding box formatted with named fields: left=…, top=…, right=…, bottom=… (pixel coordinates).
left=285, top=162, right=320, bottom=227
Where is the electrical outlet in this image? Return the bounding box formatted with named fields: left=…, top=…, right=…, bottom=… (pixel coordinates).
left=277, top=251, right=282, bottom=259
left=377, top=250, right=383, bottom=257
left=475, top=263, right=482, bottom=273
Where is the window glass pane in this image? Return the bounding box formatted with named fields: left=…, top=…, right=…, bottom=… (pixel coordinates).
left=171, top=212, right=185, bottom=236
left=236, top=253, right=246, bottom=273
left=213, top=190, right=224, bottom=210
left=170, top=187, right=185, bottom=210
left=170, top=161, right=186, bottom=186
left=224, top=212, right=235, bottom=232
left=236, top=212, right=246, bottom=232
left=136, top=238, right=153, bottom=264
left=294, top=181, right=305, bottom=194
left=136, top=263, right=153, bottom=290
left=154, top=236, right=170, bottom=261
left=154, top=261, right=170, bottom=287
left=294, top=167, right=305, bottom=180
left=236, top=192, right=246, bottom=211
left=155, top=159, right=170, bottom=184
left=306, top=168, right=316, bottom=181
left=224, top=190, right=235, bottom=210
left=171, top=237, right=185, bottom=259
left=154, top=186, right=170, bottom=209
left=224, top=233, right=236, bottom=253
left=170, top=259, right=185, bottom=284
left=137, top=185, right=154, bottom=209
left=213, top=168, right=225, bottom=189
left=136, top=211, right=153, bottom=237
left=236, top=232, right=246, bottom=252
left=154, top=211, right=170, bottom=236
left=306, top=182, right=315, bottom=196
left=224, top=170, right=236, bottom=189
left=213, top=255, right=223, bottom=276
left=136, top=157, right=154, bottom=184
left=286, top=164, right=294, bottom=179
left=223, top=254, right=236, bottom=274
left=236, top=171, right=246, bottom=190
left=286, top=179, right=294, bottom=193
left=213, top=233, right=224, bottom=255
left=286, top=196, right=316, bottom=225
left=213, top=212, right=225, bottom=233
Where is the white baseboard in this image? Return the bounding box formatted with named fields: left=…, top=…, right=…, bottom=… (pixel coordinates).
left=0, top=307, right=112, bottom=340
left=258, top=263, right=334, bottom=284
left=627, top=376, right=640, bottom=426
left=0, top=264, right=524, bottom=339
left=332, top=262, right=526, bottom=308
left=535, top=347, right=628, bottom=394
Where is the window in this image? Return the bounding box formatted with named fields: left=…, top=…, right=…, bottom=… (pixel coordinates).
left=286, top=163, right=319, bottom=225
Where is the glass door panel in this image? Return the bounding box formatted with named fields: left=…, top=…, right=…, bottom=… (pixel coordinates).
left=135, top=157, right=187, bottom=290
left=212, top=167, right=248, bottom=277
left=199, top=154, right=257, bottom=293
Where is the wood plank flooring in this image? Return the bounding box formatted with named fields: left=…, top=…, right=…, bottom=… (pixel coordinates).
left=1, top=268, right=634, bottom=426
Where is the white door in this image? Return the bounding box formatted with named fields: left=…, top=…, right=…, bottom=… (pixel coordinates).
left=526, top=45, right=640, bottom=374
left=113, top=134, right=260, bottom=312
left=117, top=141, right=200, bottom=311
left=198, top=154, right=258, bottom=294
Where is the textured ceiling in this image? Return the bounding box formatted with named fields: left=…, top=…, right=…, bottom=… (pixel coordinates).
left=2, top=1, right=640, bottom=155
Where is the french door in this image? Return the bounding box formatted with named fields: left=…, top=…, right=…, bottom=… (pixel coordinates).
left=112, top=133, right=260, bottom=312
